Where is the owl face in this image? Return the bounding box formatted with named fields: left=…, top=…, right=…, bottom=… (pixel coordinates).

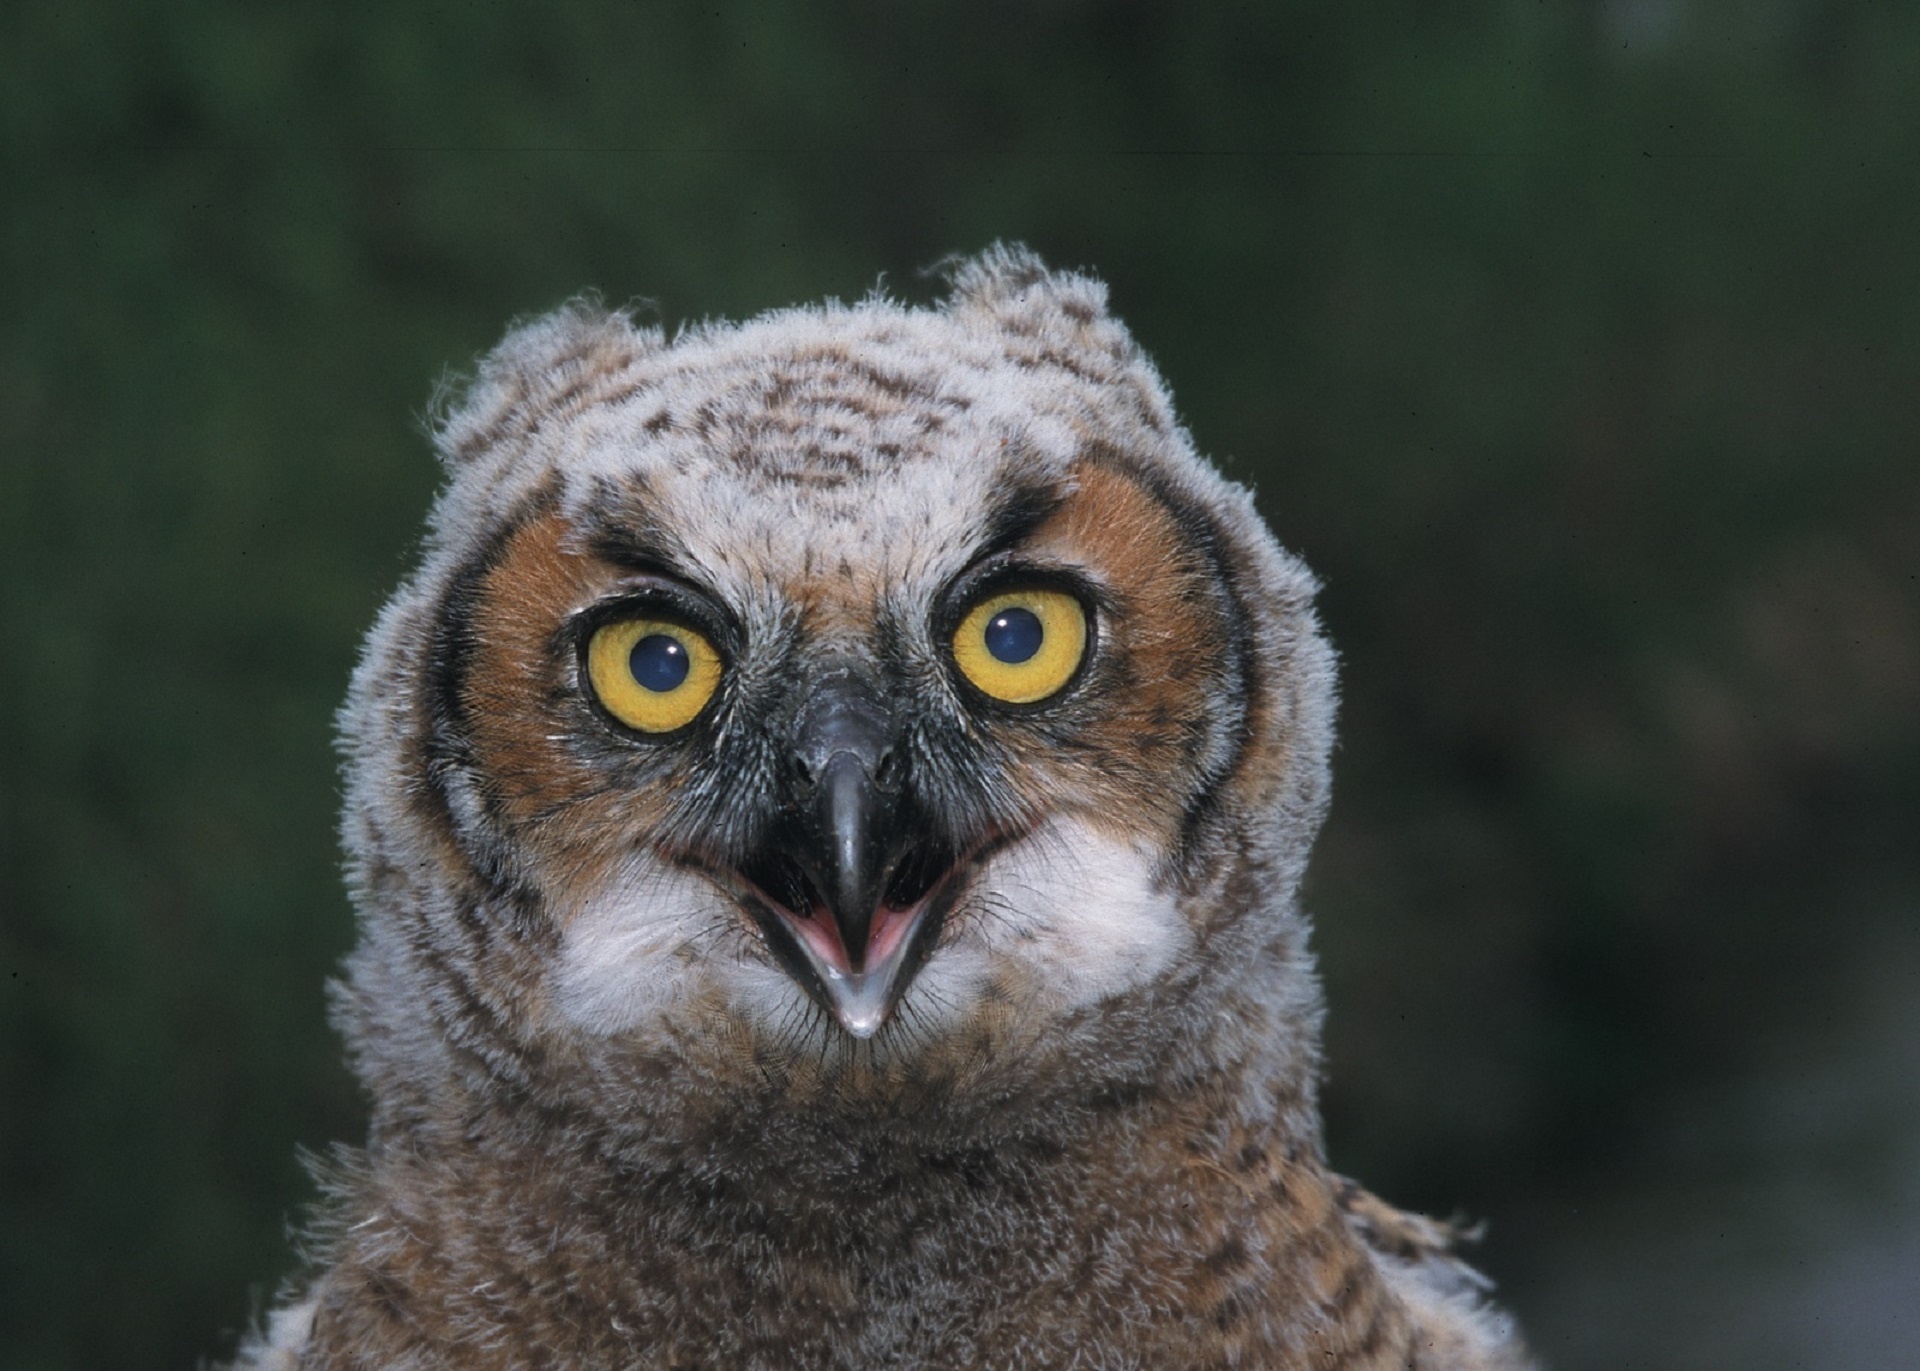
left=343, top=250, right=1333, bottom=1123
left=457, top=422, right=1245, bottom=1041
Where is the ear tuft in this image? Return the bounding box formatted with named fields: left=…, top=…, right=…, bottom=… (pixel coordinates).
left=430, top=296, right=663, bottom=470
left=939, top=242, right=1113, bottom=336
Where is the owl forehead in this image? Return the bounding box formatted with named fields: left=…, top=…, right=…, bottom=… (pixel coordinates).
left=551, top=341, right=1082, bottom=622
left=653, top=448, right=1019, bottom=614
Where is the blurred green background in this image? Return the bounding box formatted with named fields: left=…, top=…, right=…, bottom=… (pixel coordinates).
left=5, top=2, right=1918, bottom=1367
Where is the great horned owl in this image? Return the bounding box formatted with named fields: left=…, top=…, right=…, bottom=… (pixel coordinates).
left=235, top=246, right=1532, bottom=1370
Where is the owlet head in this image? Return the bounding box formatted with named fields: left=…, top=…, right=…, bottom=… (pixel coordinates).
left=336, top=246, right=1336, bottom=1133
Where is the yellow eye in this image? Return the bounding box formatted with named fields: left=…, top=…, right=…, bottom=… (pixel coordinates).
left=585, top=617, right=724, bottom=734
left=951, top=588, right=1089, bottom=705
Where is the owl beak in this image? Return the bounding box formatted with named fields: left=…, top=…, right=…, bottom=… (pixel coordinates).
left=737, top=676, right=950, bottom=1039
left=786, top=752, right=930, bottom=1038
left=810, top=750, right=891, bottom=968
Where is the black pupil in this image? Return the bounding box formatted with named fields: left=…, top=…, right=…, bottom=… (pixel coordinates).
left=984, top=607, right=1044, bottom=665
left=629, top=633, right=691, bottom=692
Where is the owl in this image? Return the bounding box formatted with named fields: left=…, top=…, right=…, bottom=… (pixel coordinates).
left=233, top=246, right=1532, bottom=1370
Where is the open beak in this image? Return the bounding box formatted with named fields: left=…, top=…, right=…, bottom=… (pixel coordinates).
left=732, top=674, right=957, bottom=1038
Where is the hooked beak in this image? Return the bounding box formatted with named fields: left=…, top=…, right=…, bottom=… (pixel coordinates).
left=731, top=674, right=958, bottom=1038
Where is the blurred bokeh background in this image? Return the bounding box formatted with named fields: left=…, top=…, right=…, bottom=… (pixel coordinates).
left=5, top=2, right=1917, bottom=1367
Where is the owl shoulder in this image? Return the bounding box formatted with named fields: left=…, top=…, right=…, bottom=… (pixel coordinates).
left=1335, top=1178, right=1533, bottom=1370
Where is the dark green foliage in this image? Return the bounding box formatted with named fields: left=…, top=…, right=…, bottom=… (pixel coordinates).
left=4, top=4, right=1916, bottom=1367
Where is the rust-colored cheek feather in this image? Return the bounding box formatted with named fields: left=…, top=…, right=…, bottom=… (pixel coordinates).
left=229, top=245, right=1534, bottom=1370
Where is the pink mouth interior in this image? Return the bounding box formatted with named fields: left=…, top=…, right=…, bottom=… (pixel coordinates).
left=777, top=896, right=924, bottom=977
left=733, top=840, right=964, bottom=980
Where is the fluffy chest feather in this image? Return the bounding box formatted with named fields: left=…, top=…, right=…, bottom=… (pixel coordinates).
left=288, top=1101, right=1441, bottom=1371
